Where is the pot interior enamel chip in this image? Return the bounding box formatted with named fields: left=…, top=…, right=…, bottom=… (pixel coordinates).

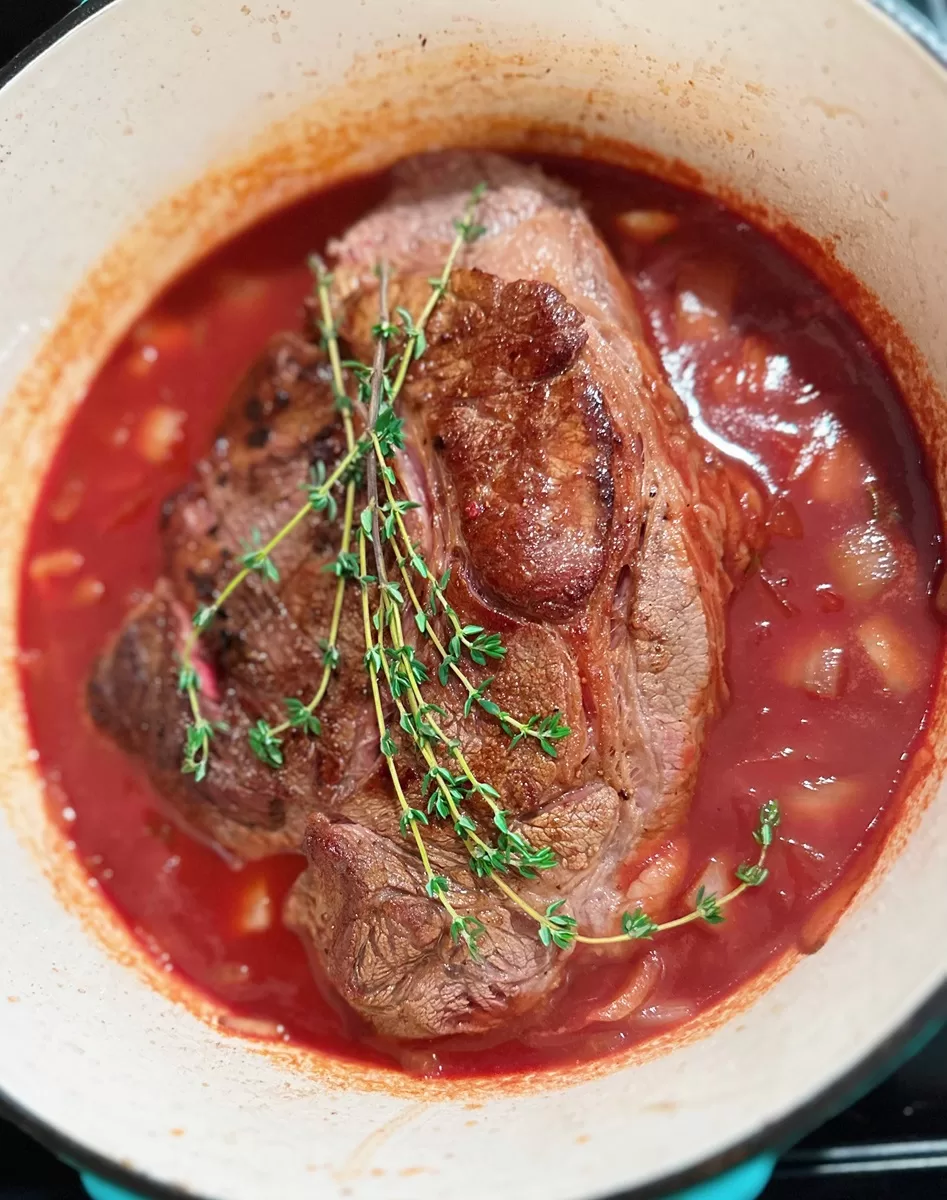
left=1, top=3, right=946, bottom=1200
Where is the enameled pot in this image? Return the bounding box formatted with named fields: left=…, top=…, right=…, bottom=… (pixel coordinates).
left=1, top=2, right=946, bottom=1198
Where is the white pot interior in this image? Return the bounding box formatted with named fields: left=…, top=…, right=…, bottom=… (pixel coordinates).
left=0, top=2, right=946, bottom=1198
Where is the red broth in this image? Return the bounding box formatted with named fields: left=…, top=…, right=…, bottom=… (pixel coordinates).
left=18, top=158, right=943, bottom=1078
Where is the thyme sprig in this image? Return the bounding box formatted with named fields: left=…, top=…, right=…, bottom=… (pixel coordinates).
left=177, top=428, right=367, bottom=774
left=359, top=251, right=556, bottom=905
left=386, top=180, right=487, bottom=402
left=373, top=454, right=570, bottom=756
left=422, top=798, right=782, bottom=952
left=179, top=258, right=370, bottom=775
left=359, top=529, right=485, bottom=959
left=572, top=799, right=782, bottom=947
left=376, top=567, right=555, bottom=882
left=263, top=257, right=360, bottom=750
left=177, top=180, right=781, bottom=967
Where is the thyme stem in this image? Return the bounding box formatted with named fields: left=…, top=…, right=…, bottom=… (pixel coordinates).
left=366, top=263, right=391, bottom=586
left=388, top=184, right=485, bottom=402
left=359, top=535, right=436, bottom=882
left=376, top=585, right=555, bottom=925
left=360, top=532, right=482, bottom=956
left=181, top=438, right=361, bottom=652
left=574, top=825, right=775, bottom=945
left=372, top=439, right=567, bottom=753
left=269, top=260, right=357, bottom=737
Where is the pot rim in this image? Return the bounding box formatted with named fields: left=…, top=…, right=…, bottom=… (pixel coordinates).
left=1, top=2, right=945, bottom=1198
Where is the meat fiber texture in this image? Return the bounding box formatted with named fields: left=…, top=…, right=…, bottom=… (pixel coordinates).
left=89, top=153, right=766, bottom=1040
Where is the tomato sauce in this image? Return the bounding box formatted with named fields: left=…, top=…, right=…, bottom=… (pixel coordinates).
left=18, top=158, right=944, bottom=1078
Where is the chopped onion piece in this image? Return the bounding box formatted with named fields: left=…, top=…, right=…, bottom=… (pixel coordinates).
left=614, top=210, right=679, bottom=244
left=686, top=856, right=732, bottom=924
left=29, top=548, right=84, bottom=582
left=127, top=345, right=159, bottom=377
left=397, top=1048, right=445, bottom=1076
left=635, top=1001, right=696, bottom=1025
left=49, top=477, right=85, bottom=523
left=215, top=270, right=270, bottom=308
left=784, top=632, right=847, bottom=698
left=206, top=962, right=251, bottom=989
left=625, top=838, right=690, bottom=918
left=71, top=576, right=105, bottom=607
left=815, top=584, right=844, bottom=613
left=132, top=315, right=192, bottom=353
left=828, top=524, right=899, bottom=601
left=215, top=1013, right=283, bottom=1039
left=807, top=440, right=870, bottom=505
left=800, top=866, right=868, bottom=954
left=737, top=335, right=770, bottom=393
left=235, top=876, right=273, bottom=934
left=135, top=406, right=186, bottom=465
left=783, top=776, right=861, bottom=821
left=587, top=951, right=662, bottom=1023
left=709, top=337, right=770, bottom=406
left=759, top=568, right=799, bottom=617
left=674, top=258, right=737, bottom=340
left=857, top=614, right=922, bottom=693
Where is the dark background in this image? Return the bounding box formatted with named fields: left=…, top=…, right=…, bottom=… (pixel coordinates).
left=2, top=2, right=947, bottom=1198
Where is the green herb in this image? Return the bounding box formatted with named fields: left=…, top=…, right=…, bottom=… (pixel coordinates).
left=372, top=452, right=571, bottom=757
left=248, top=719, right=284, bottom=769
left=177, top=182, right=780, bottom=966
left=182, top=716, right=214, bottom=783
left=357, top=529, right=482, bottom=961
left=284, top=697, right=322, bottom=736
left=567, top=800, right=783, bottom=949
left=622, top=909, right=660, bottom=940
left=239, top=529, right=280, bottom=584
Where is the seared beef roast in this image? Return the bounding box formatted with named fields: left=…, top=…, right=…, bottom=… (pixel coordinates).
left=89, top=153, right=766, bottom=1040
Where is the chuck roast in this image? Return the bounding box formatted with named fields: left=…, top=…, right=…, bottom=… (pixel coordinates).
left=89, top=153, right=766, bottom=1040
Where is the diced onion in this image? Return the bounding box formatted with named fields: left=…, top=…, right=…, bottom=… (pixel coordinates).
left=857, top=614, right=922, bottom=693
left=807, top=440, right=869, bottom=505
left=135, top=406, right=186, bottom=465
left=828, top=524, right=899, bottom=602
left=215, top=271, right=269, bottom=308
left=737, top=335, right=770, bottom=392
left=29, top=548, right=84, bottom=582
left=48, top=477, right=85, bottom=523
left=235, top=876, right=273, bottom=934
left=206, top=962, right=251, bottom=989
left=783, top=776, right=861, bottom=821
left=132, top=315, right=192, bottom=353
left=215, top=1013, right=283, bottom=1039
left=587, top=951, right=663, bottom=1022
left=709, top=337, right=770, bottom=406
left=625, top=838, right=690, bottom=918
left=674, top=258, right=737, bottom=340
left=126, top=345, right=159, bottom=377
left=815, top=584, right=845, bottom=613
left=71, top=576, right=105, bottom=607
left=635, top=1001, right=696, bottom=1025
left=784, top=633, right=847, bottom=698
left=614, top=210, right=680, bottom=244
left=396, top=1048, right=445, bottom=1076
left=799, top=867, right=867, bottom=954
left=686, top=856, right=732, bottom=924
